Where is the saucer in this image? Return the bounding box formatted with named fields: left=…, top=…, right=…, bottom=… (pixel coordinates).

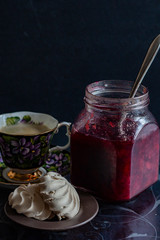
left=4, top=190, right=99, bottom=231
left=0, top=150, right=70, bottom=189
left=2, top=167, right=47, bottom=184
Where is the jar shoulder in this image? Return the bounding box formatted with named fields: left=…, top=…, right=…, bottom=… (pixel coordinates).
left=72, top=109, right=159, bottom=141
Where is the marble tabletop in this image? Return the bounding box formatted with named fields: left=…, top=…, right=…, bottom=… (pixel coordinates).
left=1, top=176, right=160, bottom=240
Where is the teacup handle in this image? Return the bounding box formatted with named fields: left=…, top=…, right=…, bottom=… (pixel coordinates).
left=49, top=122, right=71, bottom=152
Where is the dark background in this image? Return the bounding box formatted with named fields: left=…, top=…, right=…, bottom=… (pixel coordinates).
left=1, top=0, right=160, bottom=144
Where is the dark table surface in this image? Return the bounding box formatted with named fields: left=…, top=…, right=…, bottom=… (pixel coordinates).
left=1, top=176, right=160, bottom=240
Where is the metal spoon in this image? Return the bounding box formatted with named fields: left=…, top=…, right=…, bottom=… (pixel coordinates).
left=129, top=34, right=160, bottom=98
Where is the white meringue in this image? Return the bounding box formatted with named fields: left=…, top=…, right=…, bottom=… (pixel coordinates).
left=8, top=183, right=52, bottom=220
left=39, top=172, right=80, bottom=220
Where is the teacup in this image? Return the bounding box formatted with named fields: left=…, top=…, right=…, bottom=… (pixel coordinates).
left=0, top=111, right=71, bottom=182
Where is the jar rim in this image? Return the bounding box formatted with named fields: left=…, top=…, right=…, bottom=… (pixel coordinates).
left=85, top=80, right=149, bottom=110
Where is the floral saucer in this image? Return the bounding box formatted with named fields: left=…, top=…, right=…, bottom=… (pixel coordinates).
left=0, top=150, right=70, bottom=189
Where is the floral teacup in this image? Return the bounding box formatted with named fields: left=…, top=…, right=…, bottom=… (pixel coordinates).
left=0, top=111, right=71, bottom=182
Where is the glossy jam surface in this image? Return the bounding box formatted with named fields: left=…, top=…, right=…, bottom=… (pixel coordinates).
left=71, top=113, right=159, bottom=202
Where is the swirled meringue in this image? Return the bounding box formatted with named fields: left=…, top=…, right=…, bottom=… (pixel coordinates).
left=39, top=172, right=80, bottom=220
left=8, top=183, right=52, bottom=220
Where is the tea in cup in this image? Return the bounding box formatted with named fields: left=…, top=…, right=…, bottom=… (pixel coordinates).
left=0, top=111, right=71, bottom=183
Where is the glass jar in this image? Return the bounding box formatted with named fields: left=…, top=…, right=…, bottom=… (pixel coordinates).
left=70, top=80, right=160, bottom=202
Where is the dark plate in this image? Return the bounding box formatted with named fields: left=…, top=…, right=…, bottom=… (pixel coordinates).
left=4, top=190, right=99, bottom=231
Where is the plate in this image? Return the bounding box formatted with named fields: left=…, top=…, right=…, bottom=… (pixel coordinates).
left=0, top=150, right=70, bottom=189
left=4, top=191, right=99, bottom=231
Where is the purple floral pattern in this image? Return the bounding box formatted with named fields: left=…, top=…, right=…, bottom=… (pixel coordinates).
left=0, top=137, right=12, bottom=157
left=46, top=151, right=70, bottom=176
left=0, top=132, right=54, bottom=169
left=25, top=143, right=41, bottom=160
left=11, top=138, right=31, bottom=155
left=0, top=150, right=70, bottom=183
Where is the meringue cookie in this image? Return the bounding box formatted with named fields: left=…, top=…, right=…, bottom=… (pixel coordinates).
left=39, top=172, right=80, bottom=220
left=8, top=183, right=52, bottom=220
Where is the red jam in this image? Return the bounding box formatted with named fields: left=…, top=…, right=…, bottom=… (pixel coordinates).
left=70, top=80, right=160, bottom=202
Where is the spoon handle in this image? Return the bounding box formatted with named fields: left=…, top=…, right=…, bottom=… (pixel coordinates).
left=129, top=34, right=160, bottom=98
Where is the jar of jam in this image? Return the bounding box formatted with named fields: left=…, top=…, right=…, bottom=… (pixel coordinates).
left=70, top=80, right=160, bottom=202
